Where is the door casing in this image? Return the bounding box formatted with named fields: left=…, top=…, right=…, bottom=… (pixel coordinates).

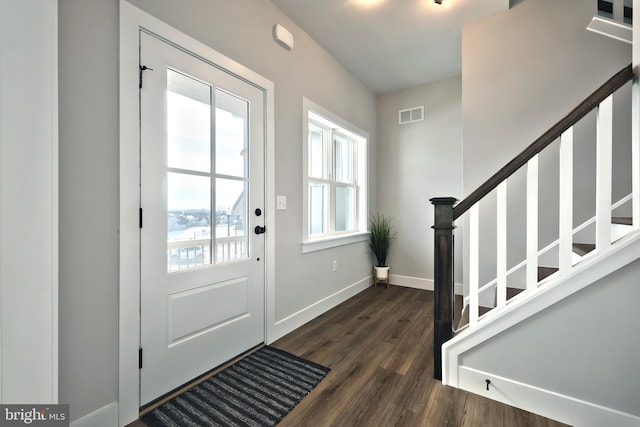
left=119, top=2, right=276, bottom=425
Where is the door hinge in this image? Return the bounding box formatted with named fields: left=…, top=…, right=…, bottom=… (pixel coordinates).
left=139, top=348, right=143, bottom=369
left=139, top=64, right=154, bottom=89
left=139, top=208, right=143, bottom=229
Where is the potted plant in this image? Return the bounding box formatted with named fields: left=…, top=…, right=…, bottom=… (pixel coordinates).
left=368, top=213, right=395, bottom=285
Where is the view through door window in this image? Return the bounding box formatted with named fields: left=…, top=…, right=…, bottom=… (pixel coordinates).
left=166, top=70, right=250, bottom=271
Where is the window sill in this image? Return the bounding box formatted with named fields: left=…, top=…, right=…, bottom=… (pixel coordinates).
left=301, top=232, right=369, bottom=253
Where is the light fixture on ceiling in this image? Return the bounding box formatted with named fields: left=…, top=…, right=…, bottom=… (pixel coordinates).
left=434, top=0, right=443, bottom=4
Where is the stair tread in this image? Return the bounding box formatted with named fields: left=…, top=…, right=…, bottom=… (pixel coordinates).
left=538, top=266, right=559, bottom=281
left=454, top=294, right=464, bottom=330
left=454, top=266, right=570, bottom=331
left=507, top=287, right=524, bottom=300
left=455, top=306, right=492, bottom=330
left=573, top=243, right=596, bottom=256
left=612, top=216, right=632, bottom=225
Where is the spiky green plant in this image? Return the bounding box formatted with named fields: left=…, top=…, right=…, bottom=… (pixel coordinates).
left=368, top=213, right=395, bottom=267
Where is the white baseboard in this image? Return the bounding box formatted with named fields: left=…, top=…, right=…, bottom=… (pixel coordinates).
left=390, top=274, right=464, bottom=296
left=268, top=276, right=371, bottom=343
left=458, top=367, right=640, bottom=427
left=390, top=274, right=432, bottom=290
left=71, top=402, right=118, bottom=427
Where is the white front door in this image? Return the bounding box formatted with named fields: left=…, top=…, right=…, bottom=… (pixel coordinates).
left=139, top=31, right=266, bottom=405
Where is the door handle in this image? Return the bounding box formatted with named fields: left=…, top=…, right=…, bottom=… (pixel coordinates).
left=254, top=225, right=266, bottom=235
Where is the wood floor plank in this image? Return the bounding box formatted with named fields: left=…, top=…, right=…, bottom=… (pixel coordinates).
left=460, top=392, right=505, bottom=427
left=275, top=286, right=569, bottom=427
left=130, top=285, right=570, bottom=426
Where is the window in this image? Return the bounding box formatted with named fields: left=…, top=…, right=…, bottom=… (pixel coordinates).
left=303, top=98, right=368, bottom=252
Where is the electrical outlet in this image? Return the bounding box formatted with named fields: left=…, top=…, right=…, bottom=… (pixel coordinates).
left=332, top=259, right=338, bottom=272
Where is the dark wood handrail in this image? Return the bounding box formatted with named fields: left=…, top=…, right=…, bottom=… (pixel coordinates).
left=453, top=63, right=633, bottom=220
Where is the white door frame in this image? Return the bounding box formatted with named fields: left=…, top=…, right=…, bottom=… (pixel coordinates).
left=118, top=3, right=276, bottom=425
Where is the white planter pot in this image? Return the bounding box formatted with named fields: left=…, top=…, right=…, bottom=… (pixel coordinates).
left=374, top=266, right=389, bottom=280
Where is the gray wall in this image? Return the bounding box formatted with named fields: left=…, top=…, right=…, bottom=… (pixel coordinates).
left=460, top=257, right=640, bottom=417
left=59, top=0, right=119, bottom=416
left=461, top=0, right=632, bottom=287
left=376, top=77, right=463, bottom=282
left=127, top=0, right=377, bottom=320
left=58, top=0, right=377, bottom=422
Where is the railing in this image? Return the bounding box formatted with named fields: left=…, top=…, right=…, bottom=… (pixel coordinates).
left=167, top=236, right=247, bottom=271
left=431, top=64, right=637, bottom=380
left=597, top=0, right=632, bottom=24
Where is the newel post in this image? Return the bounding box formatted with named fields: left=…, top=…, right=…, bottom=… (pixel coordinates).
left=430, top=197, right=457, bottom=380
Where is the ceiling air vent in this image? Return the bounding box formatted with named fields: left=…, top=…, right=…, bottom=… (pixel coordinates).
left=398, top=106, right=424, bottom=124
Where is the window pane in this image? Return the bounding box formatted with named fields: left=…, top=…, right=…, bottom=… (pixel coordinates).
left=167, top=70, right=211, bottom=173
left=309, top=125, right=326, bottom=179
left=309, top=182, right=327, bottom=236
left=216, top=90, right=248, bottom=177
left=167, top=172, right=212, bottom=271
left=335, top=185, right=355, bottom=232
left=215, top=178, right=248, bottom=263
left=334, top=134, right=354, bottom=184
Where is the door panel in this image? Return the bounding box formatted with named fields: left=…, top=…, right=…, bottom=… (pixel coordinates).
left=168, top=277, right=250, bottom=346
left=140, top=31, right=265, bottom=405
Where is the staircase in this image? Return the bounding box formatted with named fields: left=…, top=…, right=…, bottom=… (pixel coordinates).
left=587, top=0, right=633, bottom=43
left=453, top=216, right=633, bottom=330
left=431, top=63, right=640, bottom=426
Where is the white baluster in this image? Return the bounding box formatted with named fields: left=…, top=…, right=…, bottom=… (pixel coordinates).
left=559, top=127, right=574, bottom=272
left=526, top=155, right=539, bottom=291
left=469, top=203, right=480, bottom=326
left=596, top=95, right=613, bottom=250
left=496, top=181, right=507, bottom=308
left=633, top=0, right=640, bottom=230
left=633, top=76, right=640, bottom=230
left=612, top=0, right=625, bottom=22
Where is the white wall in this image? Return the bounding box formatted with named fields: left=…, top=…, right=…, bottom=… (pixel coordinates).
left=461, top=0, right=632, bottom=288
left=376, top=77, right=463, bottom=286
left=0, top=0, right=58, bottom=403
left=58, top=0, right=376, bottom=422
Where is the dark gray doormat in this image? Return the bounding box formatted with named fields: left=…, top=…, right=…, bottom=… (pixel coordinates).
left=142, top=346, right=330, bottom=426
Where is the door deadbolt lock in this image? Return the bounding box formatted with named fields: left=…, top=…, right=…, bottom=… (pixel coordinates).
left=255, top=208, right=262, bottom=216
left=254, top=225, right=266, bottom=235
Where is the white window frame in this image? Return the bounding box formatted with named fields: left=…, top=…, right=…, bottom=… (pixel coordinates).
left=302, top=97, right=368, bottom=253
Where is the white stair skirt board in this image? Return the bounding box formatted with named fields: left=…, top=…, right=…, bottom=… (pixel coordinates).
left=70, top=402, right=118, bottom=427
left=587, top=16, right=632, bottom=44
left=458, top=367, right=640, bottom=427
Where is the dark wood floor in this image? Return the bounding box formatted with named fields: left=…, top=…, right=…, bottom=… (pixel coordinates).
left=131, top=285, right=569, bottom=426
left=274, top=285, right=568, bottom=427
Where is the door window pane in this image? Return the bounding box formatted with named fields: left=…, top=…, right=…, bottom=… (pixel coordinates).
left=167, top=172, right=211, bottom=271
left=167, top=70, right=211, bottom=173
left=215, top=178, right=248, bottom=262
left=215, top=90, right=248, bottom=177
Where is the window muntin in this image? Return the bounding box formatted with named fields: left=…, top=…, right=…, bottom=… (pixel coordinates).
left=166, top=70, right=250, bottom=271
